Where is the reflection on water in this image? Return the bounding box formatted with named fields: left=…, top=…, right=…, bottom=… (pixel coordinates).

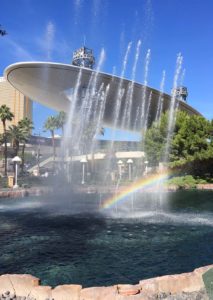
left=0, top=190, right=213, bottom=287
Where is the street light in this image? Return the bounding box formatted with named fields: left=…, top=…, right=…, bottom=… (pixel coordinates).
left=127, top=159, right=133, bottom=181
left=34, top=131, right=42, bottom=175
left=80, top=157, right=88, bottom=184
left=144, top=160, right=149, bottom=175
left=12, top=156, right=22, bottom=188
left=117, top=159, right=123, bottom=180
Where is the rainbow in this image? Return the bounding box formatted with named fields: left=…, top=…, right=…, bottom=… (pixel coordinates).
left=101, top=172, right=169, bottom=209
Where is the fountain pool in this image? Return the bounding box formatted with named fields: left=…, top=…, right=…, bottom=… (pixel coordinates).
left=0, top=190, right=213, bottom=287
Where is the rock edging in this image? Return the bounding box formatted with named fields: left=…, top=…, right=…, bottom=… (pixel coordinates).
left=0, top=187, right=52, bottom=199
left=0, top=183, right=212, bottom=199
left=0, top=264, right=212, bottom=300
left=167, top=183, right=213, bottom=191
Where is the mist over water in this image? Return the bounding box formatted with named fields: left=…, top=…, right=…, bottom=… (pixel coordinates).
left=1, top=191, right=213, bottom=225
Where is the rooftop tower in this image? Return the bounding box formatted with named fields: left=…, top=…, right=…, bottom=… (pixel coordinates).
left=173, top=86, right=188, bottom=102
left=72, top=46, right=95, bottom=69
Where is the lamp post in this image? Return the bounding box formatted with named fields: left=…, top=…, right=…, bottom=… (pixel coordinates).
left=80, top=157, right=87, bottom=184
left=127, top=159, right=133, bottom=181
left=34, top=131, right=42, bottom=175
left=117, top=160, right=123, bottom=180
left=12, top=156, right=22, bottom=188
left=144, top=160, right=149, bottom=175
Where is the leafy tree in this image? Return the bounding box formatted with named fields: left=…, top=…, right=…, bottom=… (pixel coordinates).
left=44, top=116, right=58, bottom=168
left=170, top=114, right=213, bottom=177
left=144, top=109, right=213, bottom=177
left=0, top=105, right=14, bottom=175
left=170, top=113, right=212, bottom=163
left=18, top=117, right=34, bottom=172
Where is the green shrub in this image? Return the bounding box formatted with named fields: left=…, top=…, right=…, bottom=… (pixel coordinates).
left=0, top=177, right=8, bottom=188
left=167, top=175, right=197, bottom=189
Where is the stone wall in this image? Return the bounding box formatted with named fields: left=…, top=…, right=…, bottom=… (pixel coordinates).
left=0, top=264, right=212, bottom=300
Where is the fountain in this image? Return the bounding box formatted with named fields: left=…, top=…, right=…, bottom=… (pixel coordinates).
left=2, top=37, right=205, bottom=237
left=4, top=42, right=201, bottom=207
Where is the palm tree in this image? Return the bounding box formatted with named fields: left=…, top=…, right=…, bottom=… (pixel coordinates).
left=8, top=125, right=23, bottom=157
left=18, top=117, right=34, bottom=172
left=0, top=105, right=14, bottom=176
left=56, top=111, right=67, bottom=137
left=44, top=116, right=58, bottom=170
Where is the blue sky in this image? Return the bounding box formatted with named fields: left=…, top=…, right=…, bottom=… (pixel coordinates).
left=0, top=0, right=213, bottom=138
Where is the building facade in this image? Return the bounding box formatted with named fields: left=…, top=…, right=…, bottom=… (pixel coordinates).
left=0, top=77, right=32, bottom=134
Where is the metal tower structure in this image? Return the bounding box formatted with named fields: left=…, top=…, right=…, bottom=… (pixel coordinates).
left=72, top=47, right=95, bottom=69
left=173, top=86, right=188, bottom=102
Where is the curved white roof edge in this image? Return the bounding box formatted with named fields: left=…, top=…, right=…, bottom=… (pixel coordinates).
left=4, top=61, right=202, bottom=130
left=4, top=61, right=172, bottom=100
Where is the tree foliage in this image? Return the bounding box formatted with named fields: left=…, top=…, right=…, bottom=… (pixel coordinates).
left=0, top=105, right=14, bottom=175
left=144, top=110, right=213, bottom=176
left=56, top=111, right=67, bottom=136
left=0, top=105, right=33, bottom=174
left=8, top=125, right=24, bottom=156
left=18, top=117, right=34, bottom=171
left=170, top=112, right=212, bottom=162
left=7, top=117, right=34, bottom=172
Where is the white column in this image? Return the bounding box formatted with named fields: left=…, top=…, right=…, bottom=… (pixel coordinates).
left=15, top=163, right=18, bottom=187
left=82, top=163, right=85, bottom=184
